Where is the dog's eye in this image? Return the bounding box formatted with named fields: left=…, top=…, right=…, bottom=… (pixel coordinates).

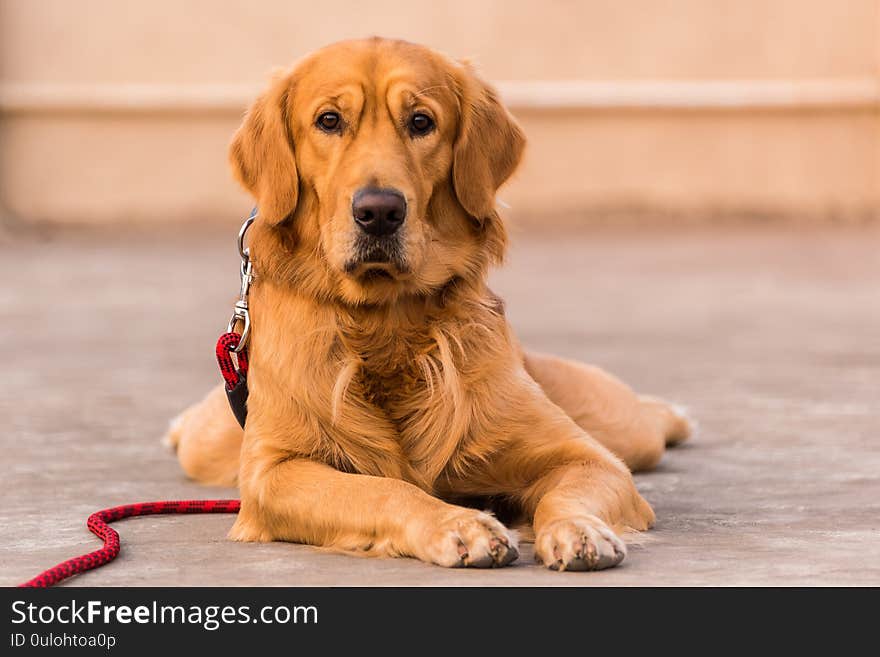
left=408, top=113, right=435, bottom=137
left=316, top=111, right=341, bottom=132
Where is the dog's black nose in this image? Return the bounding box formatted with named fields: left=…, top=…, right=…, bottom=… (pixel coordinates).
left=352, top=188, right=406, bottom=236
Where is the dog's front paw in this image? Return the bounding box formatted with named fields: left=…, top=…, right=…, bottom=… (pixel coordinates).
left=535, top=515, right=626, bottom=572
left=414, top=508, right=518, bottom=568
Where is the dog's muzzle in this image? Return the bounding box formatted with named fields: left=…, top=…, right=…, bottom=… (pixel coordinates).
left=344, top=233, right=408, bottom=274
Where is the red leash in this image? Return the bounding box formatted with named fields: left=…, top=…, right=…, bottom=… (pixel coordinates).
left=18, top=500, right=241, bottom=587
left=18, top=332, right=249, bottom=588
left=19, top=215, right=257, bottom=588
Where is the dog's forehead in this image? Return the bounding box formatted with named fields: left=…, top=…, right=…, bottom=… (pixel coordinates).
left=294, top=40, right=454, bottom=104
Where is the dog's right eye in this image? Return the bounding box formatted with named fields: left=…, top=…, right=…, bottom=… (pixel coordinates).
left=316, top=112, right=341, bottom=133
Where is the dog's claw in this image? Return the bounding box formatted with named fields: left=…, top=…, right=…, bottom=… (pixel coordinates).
left=498, top=544, right=518, bottom=567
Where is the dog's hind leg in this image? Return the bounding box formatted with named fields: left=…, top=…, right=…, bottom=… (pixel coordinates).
left=637, top=395, right=693, bottom=447
left=164, top=383, right=244, bottom=487
left=523, top=350, right=692, bottom=472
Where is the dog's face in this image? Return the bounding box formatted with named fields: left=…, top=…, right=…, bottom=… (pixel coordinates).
left=230, top=38, right=525, bottom=304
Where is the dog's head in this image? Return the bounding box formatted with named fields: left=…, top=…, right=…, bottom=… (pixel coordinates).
left=231, top=38, right=525, bottom=304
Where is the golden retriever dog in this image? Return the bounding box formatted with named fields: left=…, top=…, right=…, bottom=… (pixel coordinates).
left=167, top=37, right=691, bottom=571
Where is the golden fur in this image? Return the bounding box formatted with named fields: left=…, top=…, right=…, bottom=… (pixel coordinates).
left=168, top=38, right=691, bottom=571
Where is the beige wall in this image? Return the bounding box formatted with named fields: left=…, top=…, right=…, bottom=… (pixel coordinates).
left=1, top=0, right=878, bottom=226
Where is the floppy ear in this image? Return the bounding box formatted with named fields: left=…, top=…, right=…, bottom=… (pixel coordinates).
left=452, top=63, right=526, bottom=225
left=229, top=70, right=299, bottom=225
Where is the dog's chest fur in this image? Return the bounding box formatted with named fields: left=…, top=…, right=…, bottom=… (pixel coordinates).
left=341, top=317, right=449, bottom=412
left=253, top=281, right=508, bottom=488
left=334, top=290, right=508, bottom=430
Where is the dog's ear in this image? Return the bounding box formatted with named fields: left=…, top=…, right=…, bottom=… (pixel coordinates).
left=451, top=62, right=526, bottom=229
left=229, top=69, right=299, bottom=225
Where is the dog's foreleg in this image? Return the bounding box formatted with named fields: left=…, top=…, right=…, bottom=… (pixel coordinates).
left=232, top=457, right=519, bottom=568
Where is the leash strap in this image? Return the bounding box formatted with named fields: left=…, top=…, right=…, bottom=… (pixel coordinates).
left=18, top=500, right=241, bottom=587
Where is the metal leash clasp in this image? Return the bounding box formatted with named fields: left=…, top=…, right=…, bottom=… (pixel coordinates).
left=227, top=208, right=257, bottom=353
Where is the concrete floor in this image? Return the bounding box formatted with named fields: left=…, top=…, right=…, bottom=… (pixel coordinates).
left=2, top=224, right=878, bottom=586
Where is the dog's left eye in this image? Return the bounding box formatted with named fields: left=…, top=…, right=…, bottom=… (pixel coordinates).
left=316, top=111, right=341, bottom=133
left=408, top=113, right=435, bottom=137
